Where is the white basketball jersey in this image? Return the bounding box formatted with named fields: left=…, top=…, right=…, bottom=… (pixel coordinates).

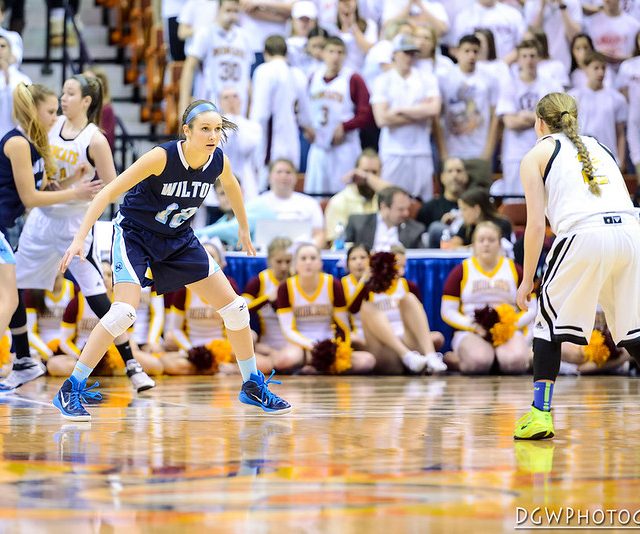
left=459, top=257, right=518, bottom=318
left=74, top=294, right=100, bottom=350
left=341, top=274, right=363, bottom=337
left=286, top=273, right=335, bottom=342
left=308, top=66, right=358, bottom=149
left=368, top=278, right=410, bottom=337
left=184, top=289, right=225, bottom=346
left=256, top=269, right=287, bottom=350
left=32, top=280, right=75, bottom=343
left=541, top=134, right=637, bottom=235
left=200, top=26, right=251, bottom=111
left=41, top=116, right=99, bottom=218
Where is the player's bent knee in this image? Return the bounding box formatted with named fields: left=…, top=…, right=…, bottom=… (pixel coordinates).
left=218, top=296, right=250, bottom=331
left=100, top=302, right=137, bottom=337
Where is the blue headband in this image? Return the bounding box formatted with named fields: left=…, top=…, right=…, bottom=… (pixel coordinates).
left=185, top=102, right=218, bottom=125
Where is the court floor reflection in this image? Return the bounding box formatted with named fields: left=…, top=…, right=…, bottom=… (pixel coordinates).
left=0, top=375, right=639, bottom=533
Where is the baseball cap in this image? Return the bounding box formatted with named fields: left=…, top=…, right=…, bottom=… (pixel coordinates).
left=292, top=1, right=318, bottom=19
left=392, top=34, right=419, bottom=53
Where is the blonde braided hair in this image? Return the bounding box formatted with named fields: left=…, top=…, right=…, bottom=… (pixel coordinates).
left=536, top=92, right=600, bottom=196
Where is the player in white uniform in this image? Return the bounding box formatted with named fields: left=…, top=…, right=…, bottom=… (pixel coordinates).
left=274, top=243, right=375, bottom=374
left=23, top=275, right=75, bottom=360
left=304, top=36, right=372, bottom=196
left=441, top=221, right=536, bottom=374
left=8, top=74, right=155, bottom=393
left=179, top=0, right=252, bottom=117
left=348, top=245, right=446, bottom=375
left=514, top=92, right=640, bottom=440
left=493, top=40, right=563, bottom=198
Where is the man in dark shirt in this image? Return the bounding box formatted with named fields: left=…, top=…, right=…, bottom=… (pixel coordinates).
left=416, top=157, right=469, bottom=247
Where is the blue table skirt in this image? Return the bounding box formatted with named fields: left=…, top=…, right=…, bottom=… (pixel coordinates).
left=224, top=252, right=469, bottom=350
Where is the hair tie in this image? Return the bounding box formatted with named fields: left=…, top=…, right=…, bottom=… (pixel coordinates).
left=185, top=102, right=218, bottom=125
left=72, top=74, right=89, bottom=92
left=560, top=111, right=570, bottom=118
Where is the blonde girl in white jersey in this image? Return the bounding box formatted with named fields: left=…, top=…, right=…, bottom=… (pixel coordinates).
left=514, top=92, right=640, bottom=441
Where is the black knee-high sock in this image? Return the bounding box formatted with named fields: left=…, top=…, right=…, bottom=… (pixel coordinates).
left=9, top=290, right=30, bottom=360
left=85, top=294, right=135, bottom=365
left=532, top=338, right=562, bottom=383
left=625, top=344, right=640, bottom=368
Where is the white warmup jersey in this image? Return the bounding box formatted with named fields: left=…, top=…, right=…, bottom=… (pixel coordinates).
left=368, top=278, right=413, bottom=337
left=534, top=133, right=640, bottom=346
left=541, top=133, right=637, bottom=235
left=16, top=116, right=106, bottom=294
left=25, top=280, right=75, bottom=356
left=305, top=66, right=361, bottom=195
left=285, top=274, right=336, bottom=343
left=182, top=289, right=225, bottom=347
left=251, top=270, right=287, bottom=350
left=188, top=24, right=252, bottom=114
left=457, top=257, right=519, bottom=318
left=341, top=274, right=363, bottom=339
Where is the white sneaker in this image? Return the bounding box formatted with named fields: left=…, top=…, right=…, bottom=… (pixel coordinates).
left=126, top=360, right=155, bottom=393
left=401, top=351, right=428, bottom=374
left=0, top=358, right=46, bottom=393
left=424, top=352, right=447, bottom=374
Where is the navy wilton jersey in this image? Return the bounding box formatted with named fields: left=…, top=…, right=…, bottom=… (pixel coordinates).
left=119, top=140, right=224, bottom=236
left=0, top=128, right=45, bottom=232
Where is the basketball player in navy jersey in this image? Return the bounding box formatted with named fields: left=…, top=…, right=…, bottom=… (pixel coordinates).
left=56, top=100, right=291, bottom=420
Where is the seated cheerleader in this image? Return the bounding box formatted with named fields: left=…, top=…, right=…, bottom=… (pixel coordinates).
left=349, top=244, right=446, bottom=375
left=441, top=221, right=535, bottom=374
left=243, top=237, right=293, bottom=364
left=23, top=272, right=75, bottom=361
left=274, top=243, right=376, bottom=374
left=560, top=308, right=630, bottom=375
left=163, top=241, right=272, bottom=375
left=48, top=263, right=164, bottom=377
left=341, top=244, right=370, bottom=348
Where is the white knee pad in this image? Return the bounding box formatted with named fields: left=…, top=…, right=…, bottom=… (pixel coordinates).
left=100, top=302, right=137, bottom=337
left=218, top=296, right=250, bottom=331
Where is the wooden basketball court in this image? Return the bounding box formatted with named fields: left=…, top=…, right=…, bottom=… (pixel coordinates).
left=0, top=375, right=638, bottom=533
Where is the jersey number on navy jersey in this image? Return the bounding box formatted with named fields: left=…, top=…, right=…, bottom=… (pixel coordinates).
left=155, top=203, right=199, bottom=228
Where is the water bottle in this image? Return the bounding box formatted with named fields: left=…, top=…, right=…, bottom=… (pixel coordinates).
left=333, top=222, right=346, bottom=251
left=440, top=227, right=452, bottom=250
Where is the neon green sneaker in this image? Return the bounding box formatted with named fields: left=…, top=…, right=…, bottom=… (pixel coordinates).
left=514, top=442, right=555, bottom=474
left=514, top=406, right=555, bottom=440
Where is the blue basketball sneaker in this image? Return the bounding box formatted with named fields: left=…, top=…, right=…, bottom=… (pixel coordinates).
left=52, top=376, right=96, bottom=421
left=239, top=370, right=292, bottom=414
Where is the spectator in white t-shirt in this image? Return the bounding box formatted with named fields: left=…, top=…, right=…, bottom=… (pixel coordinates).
left=585, top=0, right=640, bottom=64
left=616, top=31, right=640, bottom=184
left=451, top=0, right=526, bottom=60
left=0, top=36, right=30, bottom=138
left=524, top=0, right=582, bottom=72
left=177, top=0, right=218, bottom=54
left=326, top=0, right=378, bottom=70
left=524, top=29, right=571, bottom=88
left=413, top=25, right=455, bottom=84
left=380, top=0, right=449, bottom=36
left=570, top=33, right=616, bottom=88
left=569, top=51, right=628, bottom=165
left=474, top=28, right=511, bottom=84
left=240, top=0, right=293, bottom=64
left=286, top=1, right=318, bottom=73
left=435, top=34, right=499, bottom=189
left=371, top=34, right=441, bottom=201
left=179, top=0, right=252, bottom=117
left=250, top=35, right=310, bottom=171
left=492, top=40, right=563, bottom=198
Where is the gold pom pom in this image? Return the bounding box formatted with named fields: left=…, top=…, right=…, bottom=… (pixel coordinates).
left=331, top=339, right=352, bottom=375
left=583, top=330, right=610, bottom=367
left=206, top=339, right=233, bottom=365
left=46, top=339, right=60, bottom=354
left=0, top=335, right=11, bottom=368
left=489, top=304, right=518, bottom=347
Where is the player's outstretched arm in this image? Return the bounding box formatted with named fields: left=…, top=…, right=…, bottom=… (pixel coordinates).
left=517, top=146, right=547, bottom=311
left=59, top=147, right=168, bottom=272
left=218, top=154, right=256, bottom=256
